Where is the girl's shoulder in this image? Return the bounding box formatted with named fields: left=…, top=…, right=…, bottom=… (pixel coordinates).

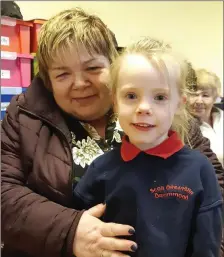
left=177, top=145, right=214, bottom=169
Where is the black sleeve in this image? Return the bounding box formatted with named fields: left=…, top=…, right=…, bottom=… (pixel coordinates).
left=73, top=160, right=106, bottom=210
left=192, top=159, right=223, bottom=257
left=192, top=206, right=223, bottom=257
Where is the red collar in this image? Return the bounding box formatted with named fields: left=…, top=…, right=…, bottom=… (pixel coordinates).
left=121, top=130, right=184, bottom=162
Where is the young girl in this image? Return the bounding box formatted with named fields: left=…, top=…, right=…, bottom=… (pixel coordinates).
left=73, top=38, right=223, bottom=257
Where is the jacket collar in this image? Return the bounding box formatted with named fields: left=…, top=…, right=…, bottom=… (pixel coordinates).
left=18, top=76, right=72, bottom=142
left=121, top=130, right=184, bottom=162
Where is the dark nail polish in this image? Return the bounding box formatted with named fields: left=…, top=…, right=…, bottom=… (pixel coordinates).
left=128, top=228, right=135, bottom=235
left=131, top=244, right=138, bottom=252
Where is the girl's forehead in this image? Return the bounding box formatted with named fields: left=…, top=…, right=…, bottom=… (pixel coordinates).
left=120, top=54, right=155, bottom=77
left=118, top=54, right=168, bottom=86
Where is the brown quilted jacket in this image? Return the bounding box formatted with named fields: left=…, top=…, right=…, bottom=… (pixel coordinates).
left=1, top=77, right=223, bottom=257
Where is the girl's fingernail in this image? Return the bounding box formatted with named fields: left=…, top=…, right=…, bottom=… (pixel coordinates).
left=131, top=244, right=138, bottom=252
left=128, top=229, right=135, bottom=235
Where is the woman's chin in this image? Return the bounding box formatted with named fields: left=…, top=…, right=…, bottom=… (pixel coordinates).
left=71, top=109, right=108, bottom=121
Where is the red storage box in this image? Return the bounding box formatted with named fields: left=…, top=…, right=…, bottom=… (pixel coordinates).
left=1, top=51, right=34, bottom=88
left=1, top=16, right=33, bottom=54
left=30, top=19, right=46, bottom=53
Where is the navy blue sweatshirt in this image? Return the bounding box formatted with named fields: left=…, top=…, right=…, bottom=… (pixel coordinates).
left=73, top=131, right=223, bottom=257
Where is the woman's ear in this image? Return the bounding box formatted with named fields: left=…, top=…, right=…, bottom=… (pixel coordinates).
left=176, top=95, right=187, bottom=114
left=112, top=94, right=118, bottom=113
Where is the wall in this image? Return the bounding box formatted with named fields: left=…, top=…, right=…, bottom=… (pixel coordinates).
left=16, top=1, right=223, bottom=94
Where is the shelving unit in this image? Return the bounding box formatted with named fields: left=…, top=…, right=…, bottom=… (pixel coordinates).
left=0, top=16, right=46, bottom=119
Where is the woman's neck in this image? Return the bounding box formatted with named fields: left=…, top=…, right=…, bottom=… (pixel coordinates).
left=203, top=113, right=213, bottom=127
left=87, top=116, right=108, bottom=138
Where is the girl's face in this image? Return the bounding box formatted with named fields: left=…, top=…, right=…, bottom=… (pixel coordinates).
left=115, top=54, right=183, bottom=150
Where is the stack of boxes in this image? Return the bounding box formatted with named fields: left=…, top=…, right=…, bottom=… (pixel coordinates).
left=30, top=19, right=46, bottom=78
left=1, top=16, right=46, bottom=119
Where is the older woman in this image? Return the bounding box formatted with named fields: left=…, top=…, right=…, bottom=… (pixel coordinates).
left=187, top=69, right=223, bottom=166
left=1, top=8, right=224, bottom=257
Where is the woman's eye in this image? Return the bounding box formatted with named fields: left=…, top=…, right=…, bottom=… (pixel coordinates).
left=87, top=66, right=100, bottom=71
left=126, top=93, right=137, bottom=100
left=155, top=95, right=167, bottom=101
left=56, top=73, right=69, bottom=79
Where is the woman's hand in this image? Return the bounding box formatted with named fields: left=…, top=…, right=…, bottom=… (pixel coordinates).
left=73, top=204, right=137, bottom=257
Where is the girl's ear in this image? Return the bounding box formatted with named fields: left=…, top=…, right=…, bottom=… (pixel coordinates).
left=182, top=95, right=187, bottom=104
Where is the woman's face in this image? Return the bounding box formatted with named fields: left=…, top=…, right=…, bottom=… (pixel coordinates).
left=48, top=44, right=111, bottom=121
left=187, top=88, right=216, bottom=120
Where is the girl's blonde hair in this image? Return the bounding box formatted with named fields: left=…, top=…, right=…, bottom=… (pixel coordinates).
left=37, top=8, right=118, bottom=89
left=110, top=37, right=191, bottom=144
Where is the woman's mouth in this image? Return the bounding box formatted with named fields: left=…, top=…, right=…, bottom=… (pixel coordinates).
left=194, top=107, right=205, bottom=112
left=72, top=95, right=97, bottom=105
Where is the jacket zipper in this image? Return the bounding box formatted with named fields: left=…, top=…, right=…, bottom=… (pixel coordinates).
left=19, top=106, right=74, bottom=200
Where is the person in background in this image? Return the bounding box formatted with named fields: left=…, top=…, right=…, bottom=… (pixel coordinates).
left=214, top=96, right=224, bottom=111
left=73, top=37, right=223, bottom=257
left=187, top=69, right=223, bottom=166
left=1, top=1, right=23, bottom=19
left=1, top=7, right=223, bottom=257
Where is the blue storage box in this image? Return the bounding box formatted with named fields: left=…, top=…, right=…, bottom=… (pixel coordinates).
left=1, top=87, right=27, bottom=119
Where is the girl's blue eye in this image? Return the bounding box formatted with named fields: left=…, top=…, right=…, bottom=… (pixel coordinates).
left=155, top=95, right=167, bottom=101
left=126, top=93, right=137, bottom=99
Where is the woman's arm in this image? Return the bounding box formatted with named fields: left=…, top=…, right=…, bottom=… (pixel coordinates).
left=187, top=118, right=224, bottom=195
left=1, top=107, right=83, bottom=257
left=1, top=99, right=136, bottom=257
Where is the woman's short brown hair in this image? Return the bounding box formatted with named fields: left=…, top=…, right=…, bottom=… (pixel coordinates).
left=37, top=8, right=118, bottom=89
